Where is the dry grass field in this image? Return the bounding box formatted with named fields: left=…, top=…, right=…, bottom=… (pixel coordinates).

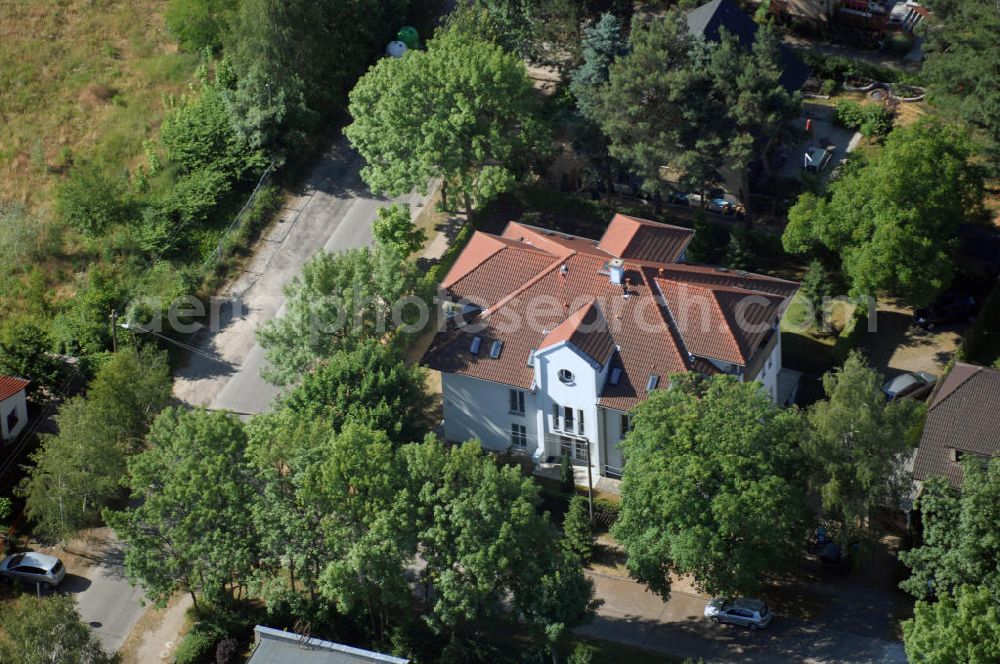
left=0, top=0, right=199, bottom=209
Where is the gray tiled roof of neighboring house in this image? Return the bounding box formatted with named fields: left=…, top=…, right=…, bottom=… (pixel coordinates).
left=912, top=362, right=1000, bottom=487
left=246, top=626, right=408, bottom=664
left=685, top=0, right=812, bottom=92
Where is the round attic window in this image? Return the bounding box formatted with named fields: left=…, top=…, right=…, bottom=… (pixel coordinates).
left=558, top=369, right=575, bottom=384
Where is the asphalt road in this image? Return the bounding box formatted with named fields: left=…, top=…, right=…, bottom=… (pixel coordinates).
left=580, top=571, right=908, bottom=664
left=173, top=140, right=433, bottom=414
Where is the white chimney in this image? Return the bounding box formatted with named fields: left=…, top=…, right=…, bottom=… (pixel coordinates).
left=608, top=258, right=625, bottom=285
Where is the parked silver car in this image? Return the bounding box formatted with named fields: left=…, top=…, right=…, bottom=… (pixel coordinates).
left=882, top=371, right=936, bottom=401
left=0, top=551, right=66, bottom=589
left=704, top=598, right=773, bottom=630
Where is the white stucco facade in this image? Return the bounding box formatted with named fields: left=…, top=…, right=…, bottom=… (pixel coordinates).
left=439, top=331, right=785, bottom=480
left=0, top=390, right=28, bottom=442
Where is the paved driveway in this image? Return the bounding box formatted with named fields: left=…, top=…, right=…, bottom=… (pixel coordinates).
left=173, top=141, right=434, bottom=415
left=579, top=572, right=907, bottom=664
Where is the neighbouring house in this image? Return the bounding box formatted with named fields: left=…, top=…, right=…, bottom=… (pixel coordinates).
left=911, top=362, right=1000, bottom=491
left=422, top=214, right=799, bottom=480
left=686, top=0, right=812, bottom=94
left=245, top=626, right=408, bottom=664
left=0, top=376, right=29, bottom=443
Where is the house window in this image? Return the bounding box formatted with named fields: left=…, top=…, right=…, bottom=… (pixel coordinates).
left=509, top=389, right=525, bottom=415
left=577, top=409, right=585, bottom=435
left=609, top=367, right=622, bottom=385
left=646, top=374, right=660, bottom=391
left=621, top=414, right=631, bottom=435
left=558, top=369, right=575, bottom=384
left=490, top=340, right=504, bottom=358
left=470, top=336, right=482, bottom=355
left=5, top=410, right=17, bottom=436
left=511, top=423, right=527, bottom=448
left=563, top=406, right=574, bottom=431
left=560, top=437, right=589, bottom=462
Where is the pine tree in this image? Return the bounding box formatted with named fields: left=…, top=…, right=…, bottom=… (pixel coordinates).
left=562, top=495, right=595, bottom=564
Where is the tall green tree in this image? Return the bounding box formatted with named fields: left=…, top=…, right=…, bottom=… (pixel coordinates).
left=920, top=0, right=1000, bottom=170
left=86, top=346, right=172, bottom=454
left=279, top=340, right=434, bottom=445
left=803, top=352, right=923, bottom=544
left=562, top=495, right=595, bottom=564
left=899, top=458, right=1000, bottom=600
left=402, top=439, right=597, bottom=644
left=257, top=245, right=423, bottom=385
left=0, top=315, right=62, bottom=402
left=372, top=204, right=426, bottom=257
left=106, top=408, right=258, bottom=612
left=903, top=585, right=1000, bottom=664
left=20, top=398, right=125, bottom=543
left=783, top=120, right=984, bottom=305
left=0, top=594, right=117, bottom=664
left=613, top=374, right=809, bottom=598
left=345, top=29, right=546, bottom=218
left=571, top=13, right=628, bottom=122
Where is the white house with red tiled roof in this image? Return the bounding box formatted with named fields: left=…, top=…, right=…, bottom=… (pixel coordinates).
left=422, top=214, right=798, bottom=479
left=0, top=376, right=29, bottom=442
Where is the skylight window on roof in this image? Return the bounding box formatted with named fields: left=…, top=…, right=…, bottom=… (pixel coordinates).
left=490, top=340, right=504, bottom=359
left=646, top=374, right=660, bottom=391
left=470, top=336, right=482, bottom=355
left=610, top=367, right=623, bottom=386
left=527, top=349, right=536, bottom=366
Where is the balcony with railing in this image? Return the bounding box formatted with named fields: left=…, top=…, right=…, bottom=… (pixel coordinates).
left=549, top=414, right=586, bottom=438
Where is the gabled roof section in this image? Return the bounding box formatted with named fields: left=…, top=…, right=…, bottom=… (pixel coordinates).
left=442, top=231, right=557, bottom=308
left=655, top=263, right=800, bottom=299
left=540, top=301, right=616, bottom=367
left=685, top=0, right=811, bottom=93
left=913, top=362, right=1000, bottom=487
left=0, top=376, right=29, bottom=402
left=656, top=276, right=787, bottom=365
left=598, top=214, right=695, bottom=263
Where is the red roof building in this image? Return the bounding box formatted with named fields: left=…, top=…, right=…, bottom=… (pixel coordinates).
left=0, top=376, right=29, bottom=442
left=423, top=214, right=798, bottom=478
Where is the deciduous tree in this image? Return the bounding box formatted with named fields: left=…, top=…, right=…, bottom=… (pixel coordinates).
left=372, top=204, right=426, bottom=257
left=903, top=585, right=1000, bottom=664
left=782, top=120, right=984, bottom=305
left=345, top=29, right=545, bottom=218
left=613, top=374, right=808, bottom=598
left=803, top=352, right=923, bottom=543
left=899, top=458, right=1000, bottom=600
left=0, top=594, right=117, bottom=664
left=257, top=246, right=423, bottom=385
left=106, top=408, right=258, bottom=612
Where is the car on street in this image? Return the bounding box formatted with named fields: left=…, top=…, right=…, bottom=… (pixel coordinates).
left=882, top=371, right=937, bottom=401
left=914, top=292, right=978, bottom=330
left=704, top=598, right=773, bottom=630
left=0, top=551, right=66, bottom=589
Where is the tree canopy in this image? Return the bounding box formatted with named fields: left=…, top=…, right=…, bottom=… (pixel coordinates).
left=613, top=374, right=809, bottom=598
left=0, top=594, right=117, bottom=664
left=903, top=584, right=1000, bottom=664
left=899, top=458, right=1000, bottom=601
left=106, top=408, right=258, bottom=612
left=345, top=28, right=546, bottom=217
left=590, top=11, right=798, bottom=198
left=783, top=120, right=984, bottom=305
left=257, top=245, right=423, bottom=385
left=803, top=352, right=923, bottom=542
left=372, top=203, right=426, bottom=257
left=920, top=0, right=1000, bottom=171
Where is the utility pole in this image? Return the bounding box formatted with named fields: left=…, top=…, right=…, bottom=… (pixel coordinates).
left=586, top=438, right=594, bottom=523
left=110, top=310, right=118, bottom=353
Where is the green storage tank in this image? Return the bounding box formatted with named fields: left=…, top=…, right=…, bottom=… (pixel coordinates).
left=397, top=26, right=419, bottom=50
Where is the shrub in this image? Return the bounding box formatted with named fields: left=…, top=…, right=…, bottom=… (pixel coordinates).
left=175, top=623, right=224, bottom=664
left=56, top=163, right=129, bottom=236
left=835, top=100, right=865, bottom=129
left=165, top=0, right=237, bottom=52
left=820, top=79, right=838, bottom=96
left=859, top=106, right=893, bottom=139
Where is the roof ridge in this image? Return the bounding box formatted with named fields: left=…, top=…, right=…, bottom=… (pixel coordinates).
left=642, top=267, right=698, bottom=372
left=482, top=253, right=574, bottom=318
left=929, top=362, right=984, bottom=412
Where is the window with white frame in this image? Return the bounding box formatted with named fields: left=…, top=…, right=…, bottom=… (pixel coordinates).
left=621, top=413, right=631, bottom=435
left=561, top=437, right=589, bottom=461
left=511, top=423, right=527, bottom=448
left=509, top=389, right=525, bottom=415
left=577, top=409, right=585, bottom=435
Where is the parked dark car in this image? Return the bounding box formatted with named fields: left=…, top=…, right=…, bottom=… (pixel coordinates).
left=914, top=292, right=978, bottom=330
left=882, top=371, right=937, bottom=401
